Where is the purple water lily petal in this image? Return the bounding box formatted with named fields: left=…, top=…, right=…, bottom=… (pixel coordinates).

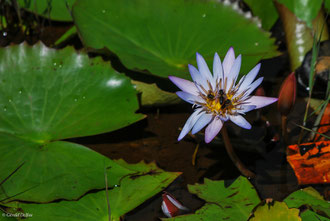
left=245, top=96, right=278, bottom=109
left=213, top=52, right=223, bottom=83
left=226, top=55, right=241, bottom=92
left=178, top=108, right=203, bottom=141
left=238, top=63, right=261, bottom=94
left=196, top=53, right=215, bottom=89
left=236, top=105, right=256, bottom=114
left=176, top=91, right=204, bottom=104
left=223, top=47, right=235, bottom=77
left=205, top=117, right=223, bottom=143
left=188, top=64, right=208, bottom=89
left=229, top=115, right=251, bottom=129
left=169, top=76, right=199, bottom=96
left=191, top=113, right=213, bottom=134
left=244, top=77, right=264, bottom=98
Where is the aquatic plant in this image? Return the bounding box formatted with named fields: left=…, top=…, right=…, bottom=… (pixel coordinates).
left=170, top=48, right=278, bottom=143
left=170, top=48, right=277, bottom=177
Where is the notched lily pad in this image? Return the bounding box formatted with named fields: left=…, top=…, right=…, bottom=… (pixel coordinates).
left=0, top=43, right=146, bottom=202
left=3, top=161, right=180, bottom=221
left=73, top=0, right=279, bottom=79
left=0, top=43, right=144, bottom=142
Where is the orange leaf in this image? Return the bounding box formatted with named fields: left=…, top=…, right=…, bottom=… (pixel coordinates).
left=287, top=141, right=330, bottom=185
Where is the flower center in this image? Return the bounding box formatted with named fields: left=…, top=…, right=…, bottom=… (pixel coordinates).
left=201, top=89, right=237, bottom=116
left=196, top=78, right=249, bottom=117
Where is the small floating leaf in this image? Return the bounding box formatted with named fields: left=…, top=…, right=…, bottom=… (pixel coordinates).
left=284, top=187, right=330, bottom=218
left=249, top=201, right=301, bottom=221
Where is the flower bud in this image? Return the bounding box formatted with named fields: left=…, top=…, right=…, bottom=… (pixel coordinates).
left=278, top=72, right=296, bottom=116
left=255, top=86, right=265, bottom=96
left=161, top=192, right=188, bottom=218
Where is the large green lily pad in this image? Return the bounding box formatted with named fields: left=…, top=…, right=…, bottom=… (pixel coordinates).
left=17, top=0, right=75, bottom=22
left=163, top=176, right=260, bottom=220
left=0, top=43, right=150, bottom=202
left=249, top=201, right=301, bottom=221
left=0, top=43, right=143, bottom=142
left=284, top=187, right=330, bottom=218
left=72, top=0, right=279, bottom=79
left=0, top=134, right=131, bottom=202
left=3, top=161, right=180, bottom=221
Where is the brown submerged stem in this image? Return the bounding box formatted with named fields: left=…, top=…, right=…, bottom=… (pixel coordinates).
left=281, top=115, right=288, bottom=144
left=220, top=126, right=255, bottom=178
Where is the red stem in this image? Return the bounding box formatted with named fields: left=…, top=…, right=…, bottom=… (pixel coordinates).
left=221, top=126, right=256, bottom=178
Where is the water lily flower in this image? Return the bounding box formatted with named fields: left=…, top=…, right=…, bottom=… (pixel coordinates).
left=161, top=191, right=188, bottom=218
left=169, top=48, right=278, bottom=143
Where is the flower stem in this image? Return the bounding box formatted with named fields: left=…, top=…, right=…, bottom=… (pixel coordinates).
left=220, top=126, right=255, bottom=178
left=281, top=115, right=288, bottom=144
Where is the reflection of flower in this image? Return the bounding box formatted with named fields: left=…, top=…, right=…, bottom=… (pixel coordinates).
left=169, top=48, right=278, bottom=143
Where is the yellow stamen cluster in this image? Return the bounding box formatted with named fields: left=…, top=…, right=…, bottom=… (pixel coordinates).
left=196, top=78, right=247, bottom=117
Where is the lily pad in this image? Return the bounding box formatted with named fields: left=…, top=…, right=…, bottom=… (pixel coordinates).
left=284, top=187, right=330, bottom=218
left=72, top=0, right=279, bottom=79
left=0, top=43, right=147, bottom=202
left=300, top=210, right=330, bottom=221
left=132, top=80, right=181, bottom=107
left=0, top=134, right=131, bottom=202
left=243, top=0, right=278, bottom=30
left=249, top=201, right=301, bottom=221
left=164, top=176, right=260, bottom=220
left=0, top=215, right=16, bottom=221
left=17, top=0, right=75, bottom=22
left=3, top=161, right=180, bottom=221
left=276, top=0, right=323, bottom=28
left=325, top=0, right=330, bottom=13
left=0, top=43, right=143, bottom=142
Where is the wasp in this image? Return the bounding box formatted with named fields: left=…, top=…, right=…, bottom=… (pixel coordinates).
left=207, top=90, right=215, bottom=100
left=221, top=99, right=231, bottom=109
left=218, top=89, right=226, bottom=105
left=207, top=93, right=215, bottom=99
left=218, top=89, right=231, bottom=109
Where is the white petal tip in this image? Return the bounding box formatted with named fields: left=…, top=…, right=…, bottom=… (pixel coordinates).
left=228, top=47, right=235, bottom=53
